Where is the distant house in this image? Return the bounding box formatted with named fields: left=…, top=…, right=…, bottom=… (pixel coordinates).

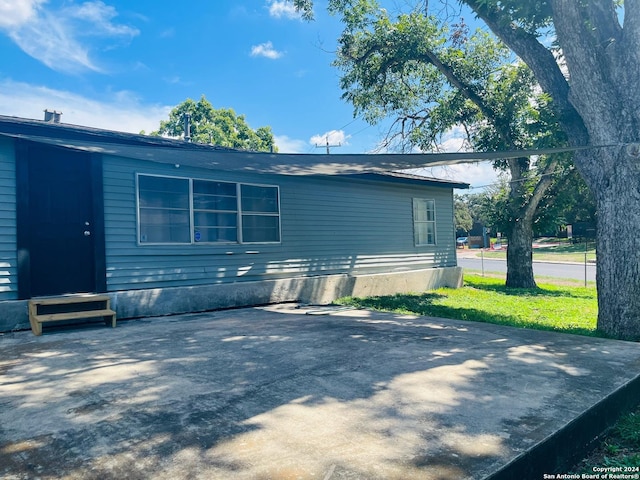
left=0, top=114, right=468, bottom=332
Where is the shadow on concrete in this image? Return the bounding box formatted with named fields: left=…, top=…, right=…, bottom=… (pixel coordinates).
left=1, top=306, right=639, bottom=479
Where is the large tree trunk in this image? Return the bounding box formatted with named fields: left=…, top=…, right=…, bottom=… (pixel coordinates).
left=505, top=219, right=536, bottom=288
left=466, top=0, right=640, bottom=338
left=588, top=147, right=640, bottom=340
left=502, top=157, right=557, bottom=289
left=504, top=161, right=537, bottom=289
left=547, top=1, right=640, bottom=340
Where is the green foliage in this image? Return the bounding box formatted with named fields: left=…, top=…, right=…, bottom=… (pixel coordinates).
left=461, top=191, right=492, bottom=227
left=572, top=409, right=640, bottom=472
left=454, top=194, right=473, bottom=233
left=533, top=168, right=596, bottom=234
left=615, top=412, right=640, bottom=446
left=467, top=0, right=553, bottom=34
left=462, top=162, right=596, bottom=237
left=151, top=96, right=277, bottom=152
left=332, top=5, right=513, bottom=152
left=291, top=0, right=314, bottom=20
left=295, top=0, right=592, bottom=289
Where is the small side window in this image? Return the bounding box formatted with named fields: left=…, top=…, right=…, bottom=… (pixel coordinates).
left=413, top=198, right=436, bottom=246
left=240, top=184, right=281, bottom=243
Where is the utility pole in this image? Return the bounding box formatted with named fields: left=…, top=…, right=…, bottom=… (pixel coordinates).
left=315, top=137, right=341, bottom=154
left=183, top=113, right=192, bottom=142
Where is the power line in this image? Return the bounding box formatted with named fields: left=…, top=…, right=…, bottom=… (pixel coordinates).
left=467, top=167, right=574, bottom=190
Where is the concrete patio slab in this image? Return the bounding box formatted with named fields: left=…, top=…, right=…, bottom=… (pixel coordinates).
left=1, top=304, right=639, bottom=479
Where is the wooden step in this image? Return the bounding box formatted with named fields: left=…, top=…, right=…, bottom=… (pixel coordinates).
left=29, top=294, right=111, bottom=306
left=28, top=294, right=116, bottom=336
left=35, top=309, right=116, bottom=322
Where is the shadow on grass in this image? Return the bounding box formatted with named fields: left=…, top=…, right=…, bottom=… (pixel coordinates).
left=336, top=290, right=600, bottom=338
left=463, top=276, right=596, bottom=300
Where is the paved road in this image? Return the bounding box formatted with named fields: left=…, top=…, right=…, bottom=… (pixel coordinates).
left=458, top=256, right=596, bottom=282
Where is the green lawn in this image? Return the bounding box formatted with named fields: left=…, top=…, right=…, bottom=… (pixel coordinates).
left=337, top=273, right=599, bottom=337
left=473, top=240, right=597, bottom=263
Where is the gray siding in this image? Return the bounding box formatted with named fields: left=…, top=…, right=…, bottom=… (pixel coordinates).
left=0, top=137, right=17, bottom=300
left=103, top=155, right=458, bottom=292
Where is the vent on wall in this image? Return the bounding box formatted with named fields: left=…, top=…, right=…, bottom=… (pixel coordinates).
left=44, top=110, right=62, bottom=123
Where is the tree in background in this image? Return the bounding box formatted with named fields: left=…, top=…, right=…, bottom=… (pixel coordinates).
left=295, top=3, right=567, bottom=288
left=460, top=171, right=596, bottom=240
left=151, top=96, right=277, bottom=152
left=454, top=194, right=473, bottom=235
left=293, top=0, right=640, bottom=339
left=531, top=168, right=597, bottom=237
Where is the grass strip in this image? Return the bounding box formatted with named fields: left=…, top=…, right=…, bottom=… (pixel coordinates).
left=471, top=242, right=597, bottom=263
left=337, top=273, right=599, bottom=337
left=571, top=409, right=640, bottom=470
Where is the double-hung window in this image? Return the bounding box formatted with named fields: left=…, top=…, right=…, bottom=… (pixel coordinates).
left=137, top=174, right=280, bottom=245
left=193, top=180, right=238, bottom=243
left=240, top=184, right=280, bottom=243
left=413, top=198, right=436, bottom=246
left=138, top=175, right=191, bottom=244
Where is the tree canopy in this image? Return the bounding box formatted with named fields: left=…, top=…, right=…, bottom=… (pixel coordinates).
left=151, top=96, right=277, bottom=152
left=292, top=0, right=640, bottom=339
left=311, top=2, right=569, bottom=288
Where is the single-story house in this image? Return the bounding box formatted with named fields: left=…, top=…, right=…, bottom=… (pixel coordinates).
left=0, top=114, right=469, bottom=332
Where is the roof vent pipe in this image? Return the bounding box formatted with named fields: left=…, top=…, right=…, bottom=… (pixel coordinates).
left=44, top=110, right=62, bottom=123
left=183, top=113, right=192, bottom=142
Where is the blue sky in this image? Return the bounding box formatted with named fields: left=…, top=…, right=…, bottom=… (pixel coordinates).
left=0, top=0, right=496, bottom=188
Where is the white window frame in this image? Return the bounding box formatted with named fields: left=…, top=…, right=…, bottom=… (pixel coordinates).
left=136, top=173, right=281, bottom=245
left=192, top=178, right=240, bottom=244
left=413, top=198, right=437, bottom=246
left=238, top=182, right=282, bottom=244
left=136, top=173, right=192, bottom=245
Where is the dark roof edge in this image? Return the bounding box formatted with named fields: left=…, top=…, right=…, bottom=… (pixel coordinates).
left=369, top=171, right=470, bottom=189
left=0, top=114, right=242, bottom=151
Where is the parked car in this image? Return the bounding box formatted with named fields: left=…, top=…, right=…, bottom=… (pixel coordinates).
left=456, top=237, right=468, bottom=248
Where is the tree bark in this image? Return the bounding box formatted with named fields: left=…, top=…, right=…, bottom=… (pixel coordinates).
left=587, top=147, right=640, bottom=340
left=505, top=217, right=536, bottom=289
left=549, top=1, right=640, bottom=339
left=462, top=0, right=640, bottom=339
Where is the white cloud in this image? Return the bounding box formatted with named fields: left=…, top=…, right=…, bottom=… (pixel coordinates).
left=0, top=1, right=139, bottom=73
left=250, top=41, right=284, bottom=59
left=70, top=1, right=138, bottom=37
left=310, top=130, right=350, bottom=148
left=267, top=1, right=302, bottom=20
left=0, top=78, right=309, bottom=155
left=411, top=163, right=500, bottom=191
left=0, top=78, right=170, bottom=134
left=0, top=0, right=45, bottom=29
left=403, top=125, right=499, bottom=190
left=273, top=134, right=308, bottom=153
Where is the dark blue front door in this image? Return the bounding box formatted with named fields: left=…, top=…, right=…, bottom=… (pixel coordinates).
left=27, top=146, right=96, bottom=296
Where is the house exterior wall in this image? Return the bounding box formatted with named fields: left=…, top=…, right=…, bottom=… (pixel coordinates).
left=0, top=136, right=17, bottom=301
left=102, top=155, right=458, bottom=293
left=0, top=142, right=462, bottom=332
